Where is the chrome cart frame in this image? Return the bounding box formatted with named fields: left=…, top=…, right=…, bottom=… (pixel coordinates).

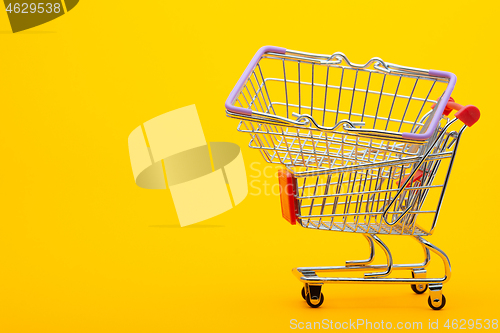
left=225, top=46, right=480, bottom=309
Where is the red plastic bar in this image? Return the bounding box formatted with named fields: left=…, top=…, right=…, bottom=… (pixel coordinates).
left=278, top=169, right=297, bottom=225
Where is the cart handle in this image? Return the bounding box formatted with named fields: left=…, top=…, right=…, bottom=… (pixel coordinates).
left=432, top=97, right=480, bottom=127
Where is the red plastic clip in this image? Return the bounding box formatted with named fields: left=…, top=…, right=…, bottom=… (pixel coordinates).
left=442, top=97, right=455, bottom=116
left=398, top=169, right=424, bottom=187
left=431, top=97, right=454, bottom=116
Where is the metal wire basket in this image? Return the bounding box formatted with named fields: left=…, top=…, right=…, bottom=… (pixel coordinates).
left=226, top=46, right=455, bottom=170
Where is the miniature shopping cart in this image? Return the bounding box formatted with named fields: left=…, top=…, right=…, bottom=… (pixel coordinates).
left=225, top=46, right=480, bottom=310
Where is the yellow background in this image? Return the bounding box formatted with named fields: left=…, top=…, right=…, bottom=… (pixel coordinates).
left=0, top=1, right=498, bottom=332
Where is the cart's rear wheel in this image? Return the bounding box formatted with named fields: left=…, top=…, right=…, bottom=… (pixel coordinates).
left=411, top=283, right=428, bottom=294
left=301, top=287, right=306, bottom=300
left=305, top=293, right=324, bottom=308
left=428, top=295, right=446, bottom=310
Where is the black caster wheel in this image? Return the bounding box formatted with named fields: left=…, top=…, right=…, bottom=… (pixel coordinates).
left=305, top=292, right=324, bottom=308
left=301, top=287, right=306, bottom=300
left=411, top=283, right=428, bottom=294
left=428, top=295, right=446, bottom=310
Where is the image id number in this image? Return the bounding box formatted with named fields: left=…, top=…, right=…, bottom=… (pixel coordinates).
left=6, top=3, right=62, bottom=14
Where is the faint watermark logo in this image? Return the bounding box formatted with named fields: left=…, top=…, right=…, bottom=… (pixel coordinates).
left=128, top=105, right=248, bottom=227
left=248, top=162, right=285, bottom=197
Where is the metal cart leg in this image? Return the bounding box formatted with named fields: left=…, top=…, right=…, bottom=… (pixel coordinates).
left=365, top=235, right=393, bottom=278
left=345, top=235, right=375, bottom=266
left=343, top=234, right=430, bottom=271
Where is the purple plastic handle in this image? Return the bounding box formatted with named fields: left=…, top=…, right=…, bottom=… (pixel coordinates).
left=402, top=69, right=457, bottom=140
left=225, top=46, right=287, bottom=116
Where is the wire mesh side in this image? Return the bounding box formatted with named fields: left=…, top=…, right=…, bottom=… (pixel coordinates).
left=239, top=120, right=427, bottom=169
left=292, top=129, right=459, bottom=235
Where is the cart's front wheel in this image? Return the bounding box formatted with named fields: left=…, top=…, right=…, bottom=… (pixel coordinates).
left=411, top=283, right=428, bottom=294
left=428, top=295, right=446, bottom=310
left=301, top=287, right=306, bottom=300
left=305, top=293, right=324, bottom=308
